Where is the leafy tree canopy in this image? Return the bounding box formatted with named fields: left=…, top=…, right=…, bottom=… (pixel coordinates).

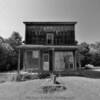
left=0, top=32, right=22, bottom=71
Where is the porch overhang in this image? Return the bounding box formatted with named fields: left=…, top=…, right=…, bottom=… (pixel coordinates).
left=17, top=44, right=78, bottom=50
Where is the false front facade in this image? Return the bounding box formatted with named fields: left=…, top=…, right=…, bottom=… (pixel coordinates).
left=18, top=22, right=78, bottom=74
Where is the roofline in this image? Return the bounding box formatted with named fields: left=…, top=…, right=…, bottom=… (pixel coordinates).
left=23, top=21, right=77, bottom=25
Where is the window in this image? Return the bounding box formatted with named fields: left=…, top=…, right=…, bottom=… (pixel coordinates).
left=47, top=33, right=54, bottom=44
left=32, top=50, right=39, bottom=58
left=43, top=54, right=49, bottom=62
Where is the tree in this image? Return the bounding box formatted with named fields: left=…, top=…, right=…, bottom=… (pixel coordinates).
left=6, top=32, right=22, bottom=70
left=6, top=31, right=22, bottom=50
left=78, top=42, right=90, bottom=66
left=0, top=32, right=23, bottom=71
left=78, top=42, right=89, bottom=54
left=89, top=42, right=100, bottom=66
left=0, top=36, right=14, bottom=71
left=78, top=42, right=100, bottom=67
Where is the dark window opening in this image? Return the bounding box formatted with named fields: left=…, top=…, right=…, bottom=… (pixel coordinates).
left=47, top=33, right=54, bottom=44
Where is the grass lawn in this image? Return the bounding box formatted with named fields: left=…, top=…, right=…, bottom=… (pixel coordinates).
left=0, top=76, right=100, bottom=100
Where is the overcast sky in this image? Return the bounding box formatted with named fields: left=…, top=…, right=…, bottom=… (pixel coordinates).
left=0, top=0, right=100, bottom=43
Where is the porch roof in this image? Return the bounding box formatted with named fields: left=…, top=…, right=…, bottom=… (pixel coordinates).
left=17, top=45, right=78, bottom=50
left=23, top=21, right=77, bottom=25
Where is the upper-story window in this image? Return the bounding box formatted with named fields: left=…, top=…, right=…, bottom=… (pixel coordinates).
left=47, top=33, right=54, bottom=45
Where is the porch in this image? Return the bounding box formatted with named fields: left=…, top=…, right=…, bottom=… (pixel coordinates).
left=17, top=45, right=78, bottom=74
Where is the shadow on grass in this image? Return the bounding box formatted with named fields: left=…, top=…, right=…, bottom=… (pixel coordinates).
left=59, top=70, right=100, bottom=79
left=52, top=69, right=100, bottom=79
left=77, top=70, right=100, bottom=79
left=15, top=69, right=100, bottom=82
left=38, top=70, right=100, bottom=79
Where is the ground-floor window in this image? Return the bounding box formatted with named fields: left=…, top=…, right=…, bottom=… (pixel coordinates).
left=54, top=51, right=74, bottom=71
left=23, top=50, right=40, bottom=72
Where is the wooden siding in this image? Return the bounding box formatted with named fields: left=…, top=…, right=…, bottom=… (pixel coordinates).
left=25, top=25, right=75, bottom=45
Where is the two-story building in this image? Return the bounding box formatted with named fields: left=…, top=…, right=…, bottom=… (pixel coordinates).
left=17, top=22, right=78, bottom=74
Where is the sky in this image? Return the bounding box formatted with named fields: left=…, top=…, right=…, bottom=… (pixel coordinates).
left=0, top=0, right=100, bottom=43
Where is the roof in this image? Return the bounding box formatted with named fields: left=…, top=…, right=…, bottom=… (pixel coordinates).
left=23, top=21, right=77, bottom=25
left=17, top=45, right=78, bottom=50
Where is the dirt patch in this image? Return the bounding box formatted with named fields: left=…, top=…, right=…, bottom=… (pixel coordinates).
left=41, top=85, right=66, bottom=93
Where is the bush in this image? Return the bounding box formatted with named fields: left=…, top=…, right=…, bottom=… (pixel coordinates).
left=38, top=73, right=50, bottom=79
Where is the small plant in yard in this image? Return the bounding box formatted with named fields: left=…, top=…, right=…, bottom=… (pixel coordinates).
left=38, top=73, right=50, bottom=79
left=16, top=74, right=24, bottom=81
left=15, top=73, right=39, bottom=81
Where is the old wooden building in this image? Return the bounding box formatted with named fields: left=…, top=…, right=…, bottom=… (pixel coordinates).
left=18, top=22, right=78, bottom=74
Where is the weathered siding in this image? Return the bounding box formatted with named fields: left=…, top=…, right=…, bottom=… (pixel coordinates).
left=19, top=22, right=78, bottom=73
left=25, top=25, right=75, bottom=45
left=27, top=25, right=74, bottom=32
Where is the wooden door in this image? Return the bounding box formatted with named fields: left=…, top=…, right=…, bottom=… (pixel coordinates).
left=43, top=53, right=49, bottom=71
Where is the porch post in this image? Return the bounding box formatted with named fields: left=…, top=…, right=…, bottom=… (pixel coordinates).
left=78, top=53, right=81, bottom=69
left=74, top=50, right=77, bottom=70
left=23, top=50, right=27, bottom=71
left=17, top=48, right=21, bottom=75
left=52, top=48, right=55, bottom=72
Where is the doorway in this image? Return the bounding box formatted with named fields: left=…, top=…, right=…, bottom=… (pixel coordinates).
left=43, top=53, right=49, bottom=71
left=42, top=50, right=53, bottom=72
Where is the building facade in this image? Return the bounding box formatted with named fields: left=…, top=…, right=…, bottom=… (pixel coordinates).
left=18, top=22, right=78, bottom=74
